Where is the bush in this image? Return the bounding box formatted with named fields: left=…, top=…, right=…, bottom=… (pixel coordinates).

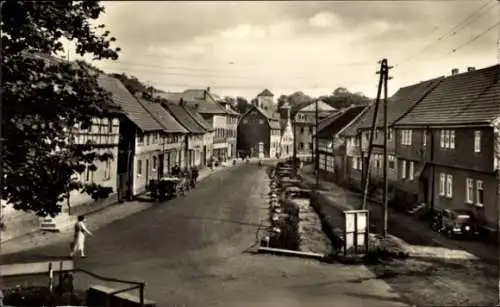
left=3, top=286, right=57, bottom=306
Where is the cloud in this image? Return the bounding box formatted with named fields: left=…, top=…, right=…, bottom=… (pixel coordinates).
left=72, top=0, right=498, bottom=100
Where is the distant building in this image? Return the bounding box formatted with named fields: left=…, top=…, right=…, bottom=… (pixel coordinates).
left=237, top=100, right=281, bottom=159
left=293, top=100, right=337, bottom=159
left=279, top=102, right=294, bottom=158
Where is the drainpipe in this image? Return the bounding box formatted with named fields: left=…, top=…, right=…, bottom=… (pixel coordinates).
left=428, top=125, right=435, bottom=210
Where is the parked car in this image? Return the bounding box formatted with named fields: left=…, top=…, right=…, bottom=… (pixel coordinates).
left=432, top=209, right=479, bottom=239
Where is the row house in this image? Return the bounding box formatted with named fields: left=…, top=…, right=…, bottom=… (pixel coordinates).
left=159, top=87, right=234, bottom=162
left=139, top=98, right=188, bottom=175
left=279, top=102, right=294, bottom=158
left=183, top=104, right=215, bottom=167
left=316, top=105, right=367, bottom=182
left=293, top=100, right=337, bottom=159
left=340, top=77, right=442, bottom=190
left=394, top=65, right=500, bottom=232
left=237, top=101, right=281, bottom=159
left=162, top=102, right=207, bottom=168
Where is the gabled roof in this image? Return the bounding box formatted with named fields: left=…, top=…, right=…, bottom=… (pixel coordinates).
left=257, top=89, right=274, bottom=97
left=137, top=98, right=188, bottom=134
left=317, top=106, right=367, bottom=139
left=97, top=74, right=163, bottom=131
left=161, top=103, right=206, bottom=134
left=183, top=106, right=214, bottom=132
left=299, top=100, right=337, bottom=113
left=339, top=103, right=376, bottom=137
left=224, top=107, right=241, bottom=116
left=396, top=65, right=500, bottom=126
left=158, top=90, right=227, bottom=115
left=241, top=105, right=281, bottom=129
left=357, top=77, right=444, bottom=129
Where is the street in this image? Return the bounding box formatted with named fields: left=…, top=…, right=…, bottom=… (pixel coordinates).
left=2, top=163, right=409, bottom=307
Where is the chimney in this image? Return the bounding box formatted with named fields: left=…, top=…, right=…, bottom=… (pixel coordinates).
left=451, top=68, right=459, bottom=75
left=179, top=98, right=184, bottom=106
left=207, top=87, right=211, bottom=93
left=203, top=90, right=207, bottom=100
left=195, top=103, right=199, bottom=109
left=467, top=67, right=475, bottom=72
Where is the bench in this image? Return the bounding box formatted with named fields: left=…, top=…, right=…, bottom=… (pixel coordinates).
left=0, top=260, right=74, bottom=277
left=87, top=284, right=155, bottom=307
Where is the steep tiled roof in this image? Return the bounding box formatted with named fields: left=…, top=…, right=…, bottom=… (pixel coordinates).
left=184, top=106, right=214, bottom=132
left=357, top=77, right=444, bottom=129
left=241, top=105, right=281, bottom=129
left=339, top=103, right=376, bottom=136
left=158, top=90, right=227, bottom=115
left=137, top=99, right=188, bottom=134
left=161, top=103, right=206, bottom=134
left=97, top=74, right=163, bottom=131
left=317, top=106, right=367, bottom=138
left=396, top=65, right=500, bottom=126
left=257, top=89, right=274, bottom=97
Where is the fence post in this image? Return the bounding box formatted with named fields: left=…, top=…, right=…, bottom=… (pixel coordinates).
left=139, top=283, right=145, bottom=307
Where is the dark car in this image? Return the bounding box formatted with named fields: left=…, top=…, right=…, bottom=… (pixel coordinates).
left=434, top=209, right=479, bottom=239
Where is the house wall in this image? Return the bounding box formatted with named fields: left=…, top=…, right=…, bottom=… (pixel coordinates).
left=133, top=131, right=163, bottom=195
left=293, top=123, right=315, bottom=158
left=237, top=110, right=272, bottom=157
left=433, top=165, right=497, bottom=230
left=257, top=96, right=273, bottom=110
left=270, top=128, right=281, bottom=158
left=227, top=115, right=238, bottom=158
left=188, top=134, right=204, bottom=167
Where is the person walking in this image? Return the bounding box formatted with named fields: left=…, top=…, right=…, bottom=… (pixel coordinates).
left=69, top=215, right=93, bottom=258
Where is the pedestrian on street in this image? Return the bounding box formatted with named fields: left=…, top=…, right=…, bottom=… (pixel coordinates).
left=70, top=215, right=93, bottom=258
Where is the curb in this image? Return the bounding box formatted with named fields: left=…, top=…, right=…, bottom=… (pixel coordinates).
left=257, top=246, right=326, bottom=260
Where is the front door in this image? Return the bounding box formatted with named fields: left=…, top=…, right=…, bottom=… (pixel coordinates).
left=158, top=154, right=164, bottom=179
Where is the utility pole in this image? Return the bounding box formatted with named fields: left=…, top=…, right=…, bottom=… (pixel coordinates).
left=361, top=61, right=385, bottom=210
left=361, top=59, right=392, bottom=238
left=315, top=99, right=320, bottom=188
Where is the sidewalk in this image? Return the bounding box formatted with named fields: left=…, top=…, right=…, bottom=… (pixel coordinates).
left=0, top=162, right=242, bottom=257
left=298, top=166, right=498, bottom=262
left=297, top=166, right=498, bottom=307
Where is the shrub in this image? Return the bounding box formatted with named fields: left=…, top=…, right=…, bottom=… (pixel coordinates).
left=3, top=286, right=57, bottom=306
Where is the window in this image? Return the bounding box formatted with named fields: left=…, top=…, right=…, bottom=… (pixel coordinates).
left=423, top=131, right=427, bottom=147
left=401, top=130, right=412, bottom=145
left=401, top=160, right=407, bottom=179
left=309, top=127, right=313, bottom=134
left=108, top=120, right=113, bottom=133
left=375, top=155, right=381, bottom=169
left=259, top=119, right=264, bottom=124
left=446, top=174, right=453, bottom=198
left=300, top=127, right=304, bottom=134
left=137, top=159, right=143, bottom=176
left=388, top=155, right=395, bottom=169
left=309, top=142, right=313, bottom=151
left=242, top=119, right=248, bottom=124
left=474, top=130, right=481, bottom=153
left=152, top=156, right=157, bottom=170
left=476, top=180, right=484, bottom=206
left=409, top=161, right=414, bottom=180
left=466, top=178, right=474, bottom=204
left=440, top=129, right=455, bottom=149
left=388, top=129, right=393, bottom=140
left=439, top=173, right=445, bottom=196
left=138, top=133, right=144, bottom=144
left=104, top=160, right=111, bottom=180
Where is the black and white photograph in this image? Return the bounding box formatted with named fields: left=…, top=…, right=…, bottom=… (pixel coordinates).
left=1, top=0, right=499, bottom=306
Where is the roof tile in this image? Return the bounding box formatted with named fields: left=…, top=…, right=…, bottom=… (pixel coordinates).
left=97, top=74, right=163, bottom=131
left=396, top=65, right=500, bottom=126
left=161, top=103, right=206, bottom=134
left=137, top=99, right=188, bottom=134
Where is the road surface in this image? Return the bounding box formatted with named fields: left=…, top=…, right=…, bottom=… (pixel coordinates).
left=2, top=163, right=409, bottom=307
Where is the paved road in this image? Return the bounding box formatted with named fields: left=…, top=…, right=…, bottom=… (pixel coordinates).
left=2, top=163, right=409, bottom=307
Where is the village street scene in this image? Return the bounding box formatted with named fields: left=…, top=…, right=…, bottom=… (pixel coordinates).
left=1, top=1, right=499, bottom=306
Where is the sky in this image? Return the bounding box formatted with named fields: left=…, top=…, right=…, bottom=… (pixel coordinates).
left=67, top=1, right=499, bottom=100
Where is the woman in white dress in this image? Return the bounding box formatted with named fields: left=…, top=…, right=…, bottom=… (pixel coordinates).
left=70, top=215, right=92, bottom=258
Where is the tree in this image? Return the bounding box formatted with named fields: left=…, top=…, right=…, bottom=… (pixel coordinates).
left=277, top=95, right=288, bottom=111
left=234, top=96, right=251, bottom=114
left=2, top=1, right=121, bottom=217
left=319, top=87, right=371, bottom=110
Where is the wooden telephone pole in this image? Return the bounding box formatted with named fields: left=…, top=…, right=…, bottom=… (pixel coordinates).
left=315, top=99, right=320, bottom=188
left=361, top=59, right=392, bottom=237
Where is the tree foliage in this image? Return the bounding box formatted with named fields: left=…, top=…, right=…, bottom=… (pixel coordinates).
left=318, top=87, right=371, bottom=110
left=110, top=73, right=164, bottom=95
left=234, top=96, right=251, bottom=114
left=2, top=0, right=121, bottom=217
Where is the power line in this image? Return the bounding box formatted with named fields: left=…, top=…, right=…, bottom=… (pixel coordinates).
left=395, top=1, right=494, bottom=67
left=434, top=20, right=500, bottom=60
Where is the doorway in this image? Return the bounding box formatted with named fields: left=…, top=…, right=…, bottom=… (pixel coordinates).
left=158, top=154, right=164, bottom=179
